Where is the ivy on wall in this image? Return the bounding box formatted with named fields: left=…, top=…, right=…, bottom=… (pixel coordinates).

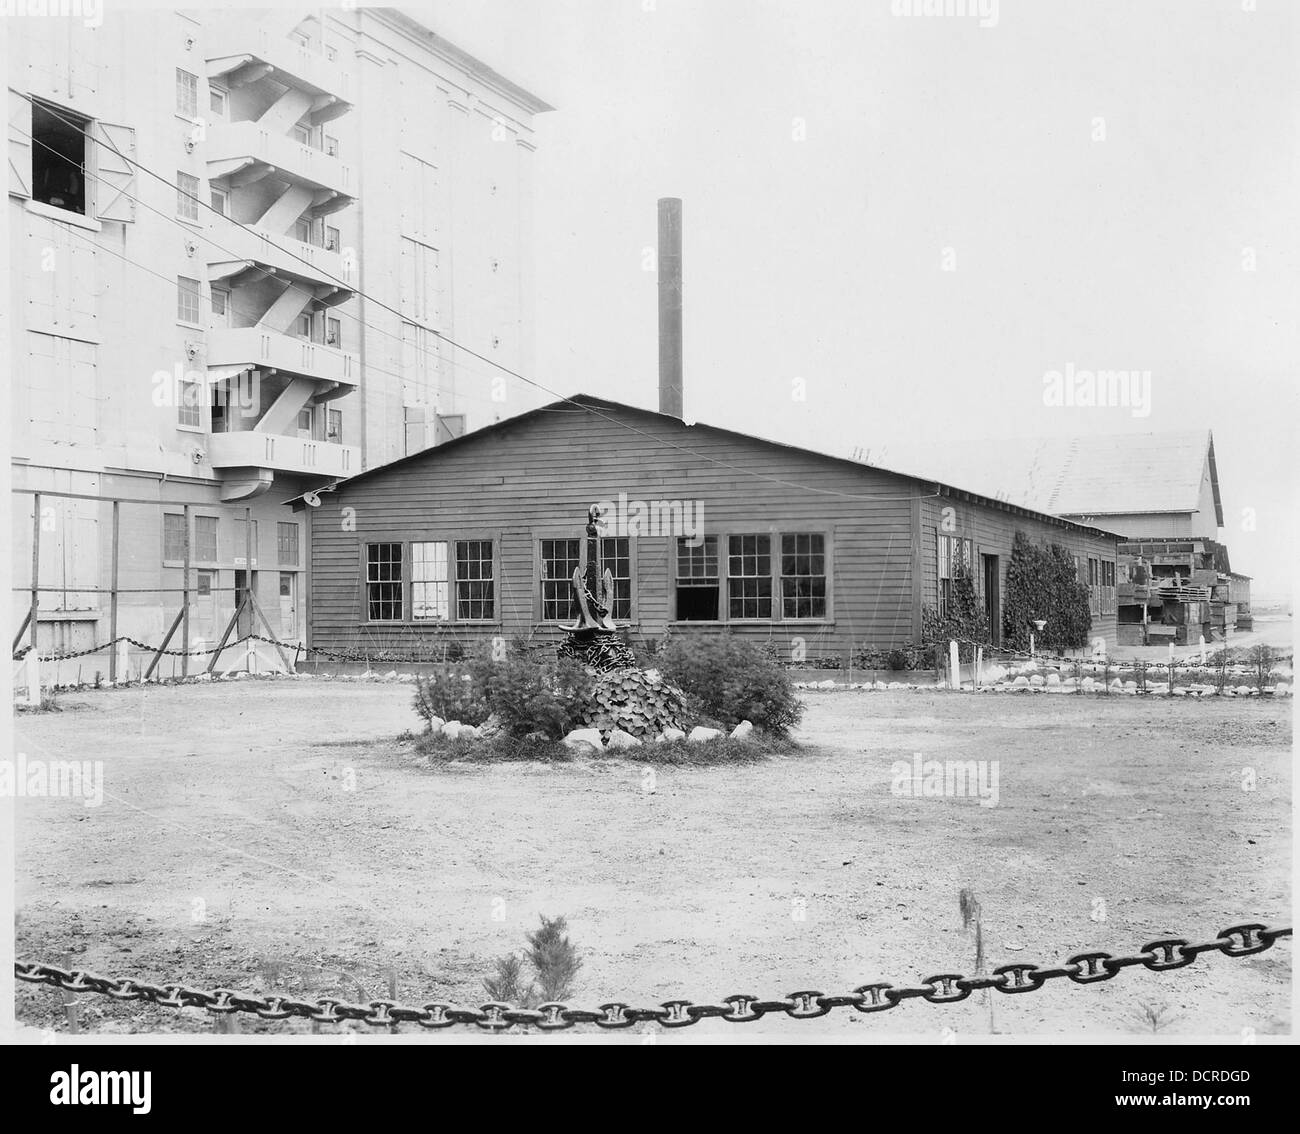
left=1001, top=530, right=1092, bottom=653
left=921, top=561, right=989, bottom=664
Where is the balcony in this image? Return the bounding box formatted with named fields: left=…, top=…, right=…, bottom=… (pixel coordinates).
left=206, top=27, right=353, bottom=116
left=208, top=430, right=358, bottom=479
left=208, top=326, right=358, bottom=395
left=207, top=222, right=353, bottom=298
left=207, top=120, right=354, bottom=200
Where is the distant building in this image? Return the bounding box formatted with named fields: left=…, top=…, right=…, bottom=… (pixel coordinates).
left=298, top=396, right=1122, bottom=662
left=8, top=7, right=551, bottom=674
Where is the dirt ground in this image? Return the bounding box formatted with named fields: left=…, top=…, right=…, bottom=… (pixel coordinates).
left=12, top=679, right=1292, bottom=1038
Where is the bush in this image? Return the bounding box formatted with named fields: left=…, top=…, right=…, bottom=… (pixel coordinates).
left=482, top=654, right=595, bottom=740
left=922, top=561, right=989, bottom=664
left=1002, top=531, right=1091, bottom=653
left=577, top=667, right=687, bottom=740
left=660, top=635, right=804, bottom=734
left=413, top=664, right=491, bottom=727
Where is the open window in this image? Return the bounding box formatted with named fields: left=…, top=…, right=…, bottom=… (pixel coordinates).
left=31, top=100, right=88, bottom=215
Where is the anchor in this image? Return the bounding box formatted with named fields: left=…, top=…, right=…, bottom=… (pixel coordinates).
left=557, top=505, right=637, bottom=672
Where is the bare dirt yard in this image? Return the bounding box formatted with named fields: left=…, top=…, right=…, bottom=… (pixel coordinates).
left=13, top=679, right=1292, bottom=1038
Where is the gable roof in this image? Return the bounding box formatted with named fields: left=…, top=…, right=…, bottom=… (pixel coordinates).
left=293, top=393, right=1121, bottom=539
left=876, top=429, right=1223, bottom=527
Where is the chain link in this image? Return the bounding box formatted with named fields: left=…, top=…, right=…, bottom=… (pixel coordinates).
left=14, top=923, right=1290, bottom=1031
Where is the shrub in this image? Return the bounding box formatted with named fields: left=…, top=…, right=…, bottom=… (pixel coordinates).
left=1002, top=531, right=1091, bottom=653
left=577, top=667, right=687, bottom=740
left=413, top=664, right=490, bottom=727
left=482, top=654, right=595, bottom=740
left=483, top=915, right=582, bottom=1008
left=660, top=635, right=804, bottom=734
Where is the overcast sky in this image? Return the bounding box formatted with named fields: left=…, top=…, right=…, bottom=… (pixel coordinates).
left=412, top=0, right=1296, bottom=597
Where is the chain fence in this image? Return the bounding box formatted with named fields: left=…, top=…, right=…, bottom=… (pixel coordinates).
left=14, top=923, right=1290, bottom=1031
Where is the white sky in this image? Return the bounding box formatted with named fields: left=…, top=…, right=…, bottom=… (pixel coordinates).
left=412, top=0, right=1296, bottom=597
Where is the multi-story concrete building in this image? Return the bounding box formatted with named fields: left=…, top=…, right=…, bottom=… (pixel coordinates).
left=7, top=7, right=551, bottom=679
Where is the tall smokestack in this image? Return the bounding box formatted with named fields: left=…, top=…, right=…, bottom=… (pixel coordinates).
left=657, top=197, right=683, bottom=418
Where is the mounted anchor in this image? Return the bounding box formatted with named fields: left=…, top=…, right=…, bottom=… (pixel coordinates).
left=557, top=505, right=637, bottom=671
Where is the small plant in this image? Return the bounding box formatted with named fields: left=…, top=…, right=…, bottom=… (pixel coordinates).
left=482, top=653, right=595, bottom=740
left=483, top=915, right=582, bottom=1008
left=412, top=664, right=490, bottom=726
left=1130, top=1000, right=1181, bottom=1034
left=578, top=666, right=687, bottom=741
left=1248, top=644, right=1276, bottom=691
left=959, top=888, right=996, bottom=1033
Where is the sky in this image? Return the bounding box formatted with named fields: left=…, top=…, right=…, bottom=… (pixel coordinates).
left=408, top=0, right=1297, bottom=598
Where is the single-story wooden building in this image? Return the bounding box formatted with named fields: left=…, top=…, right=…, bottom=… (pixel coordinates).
left=294, top=395, right=1121, bottom=661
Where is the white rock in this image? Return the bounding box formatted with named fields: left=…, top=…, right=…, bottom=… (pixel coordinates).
left=1045, top=673, right=1061, bottom=686
left=687, top=726, right=724, bottom=744
left=1012, top=676, right=1030, bottom=689
left=384, top=670, right=398, bottom=680
left=657, top=727, right=687, bottom=743
left=1170, top=687, right=1187, bottom=697
left=606, top=728, right=641, bottom=750
left=1273, top=683, right=1291, bottom=697
left=730, top=720, right=754, bottom=740
left=985, top=665, right=1007, bottom=683
left=817, top=679, right=836, bottom=689
left=562, top=728, right=605, bottom=752
left=1029, top=674, right=1045, bottom=687
left=459, top=725, right=482, bottom=740
left=427, top=716, right=445, bottom=732
left=440, top=720, right=463, bottom=739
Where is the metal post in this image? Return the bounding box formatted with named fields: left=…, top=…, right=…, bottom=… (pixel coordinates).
left=109, top=500, right=120, bottom=682
left=182, top=504, right=191, bottom=678
left=244, top=506, right=253, bottom=666
left=30, top=492, right=41, bottom=653
left=657, top=197, right=683, bottom=418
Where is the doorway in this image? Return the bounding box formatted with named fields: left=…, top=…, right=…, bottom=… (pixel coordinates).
left=982, top=554, right=1000, bottom=645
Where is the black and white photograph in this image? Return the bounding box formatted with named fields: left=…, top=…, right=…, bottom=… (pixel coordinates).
left=1, top=0, right=1295, bottom=1098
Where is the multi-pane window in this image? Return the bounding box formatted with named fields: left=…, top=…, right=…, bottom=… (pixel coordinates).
left=209, top=87, right=227, bottom=117
left=177, top=375, right=202, bottom=427
left=728, top=534, right=772, bottom=619
left=177, top=276, right=201, bottom=324
left=937, top=535, right=972, bottom=617
left=162, top=514, right=186, bottom=561
left=366, top=543, right=403, bottom=621
left=327, top=408, right=342, bottom=442
left=196, top=570, right=213, bottom=597
left=600, top=537, right=632, bottom=621
left=177, top=171, right=200, bottom=220
left=194, top=516, right=218, bottom=562
left=412, top=542, right=450, bottom=621
left=781, top=533, right=827, bottom=619
left=210, top=187, right=228, bottom=215
left=455, top=541, right=494, bottom=620
left=540, top=539, right=581, bottom=621
left=176, top=69, right=198, bottom=117
left=675, top=536, right=719, bottom=621
left=277, top=522, right=300, bottom=566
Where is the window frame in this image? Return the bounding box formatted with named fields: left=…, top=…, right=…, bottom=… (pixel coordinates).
left=936, top=533, right=974, bottom=619
left=176, top=68, right=199, bottom=119
left=193, top=514, right=219, bottom=564
left=177, top=275, right=202, bottom=326
left=727, top=533, right=774, bottom=621
left=161, top=512, right=187, bottom=564
left=277, top=521, right=300, bottom=568
left=359, top=535, right=499, bottom=625
left=410, top=540, right=451, bottom=622
left=176, top=170, right=201, bottom=222
left=176, top=373, right=204, bottom=430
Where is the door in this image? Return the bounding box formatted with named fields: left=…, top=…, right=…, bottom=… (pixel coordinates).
left=982, top=554, right=1000, bottom=645
left=279, top=572, right=297, bottom=638
left=234, top=570, right=256, bottom=638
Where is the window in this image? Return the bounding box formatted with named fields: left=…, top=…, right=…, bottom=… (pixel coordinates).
left=326, top=316, right=341, bottom=346
left=675, top=536, right=719, bottom=621
left=455, top=540, right=494, bottom=620
left=400, top=238, right=440, bottom=325
left=196, top=570, right=213, bottom=597
left=176, top=171, right=200, bottom=221
left=325, top=44, right=337, bottom=61
left=277, top=522, right=300, bottom=567
left=210, top=186, right=228, bottom=215
left=781, top=533, right=827, bottom=619
left=540, top=539, right=581, bottom=621
left=209, top=87, right=227, bottom=117
left=294, top=313, right=313, bottom=339
left=194, top=516, right=218, bottom=562
left=937, top=535, right=973, bottom=618
left=412, top=542, right=449, bottom=621
left=294, top=217, right=312, bottom=244
left=177, top=374, right=203, bottom=427
left=292, top=123, right=312, bottom=146
left=324, top=135, right=339, bottom=157
left=177, top=276, right=201, bottom=324
left=296, top=408, right=314, bottom=438
left=210, top=286, right=230, bottom=324
left=366, top=543, right=403, bottom=621
left=600, top=537, right=632, bottom=621
left=728, top=534, right=772, bottom=620
left=31, top=101, right=88, bottom=215
left=176, top=69, right=198, bottom=117
left=234, top=518, right=259, bottom=565
left=327, top=408, right=342, bottom=442
left=162, top=513, right=186, bottom=561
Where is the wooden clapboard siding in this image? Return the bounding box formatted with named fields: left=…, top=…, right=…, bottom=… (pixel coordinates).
left=305, top=397, right=1120, bottom=657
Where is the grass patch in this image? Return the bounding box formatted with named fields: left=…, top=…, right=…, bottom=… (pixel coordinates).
left=413, top=729, right=804, bottom=766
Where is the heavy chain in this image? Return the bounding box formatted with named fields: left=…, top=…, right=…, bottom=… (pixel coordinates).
left=15, top=923, right=1290, bottom=1031
left=14, top=635, right=261, bottom=663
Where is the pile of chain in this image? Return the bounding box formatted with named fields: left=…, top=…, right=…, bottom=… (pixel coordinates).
left=15, top=923, right=1289, bottom=1031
